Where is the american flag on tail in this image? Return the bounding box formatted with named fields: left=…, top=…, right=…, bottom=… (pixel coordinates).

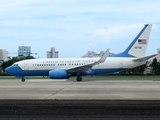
left=138, top=39, right=147, bottom=44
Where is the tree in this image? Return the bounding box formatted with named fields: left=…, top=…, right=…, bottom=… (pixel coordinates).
left=137, top=63, right=147, bottom=74
left=151, top=58, right=158, bottom=74
left=157, top=62, right=160, bottom=74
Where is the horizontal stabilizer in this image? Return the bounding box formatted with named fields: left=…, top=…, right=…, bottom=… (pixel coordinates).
left=134, top=54, right=157, bottom=62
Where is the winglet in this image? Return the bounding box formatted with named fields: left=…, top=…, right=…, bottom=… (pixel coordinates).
left=94, top=49, right=110, bottom=64
left=67, top=49, right=110, bottom=73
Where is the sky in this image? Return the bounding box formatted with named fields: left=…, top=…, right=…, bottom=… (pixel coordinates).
left=0, top=0, right=160, bottom=58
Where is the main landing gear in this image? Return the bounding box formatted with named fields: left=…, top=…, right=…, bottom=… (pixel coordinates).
left=21, top=78, right=25, bottom=82
left=76, top=76, right=82, bottom=82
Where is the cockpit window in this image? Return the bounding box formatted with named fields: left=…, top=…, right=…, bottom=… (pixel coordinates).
left=12, top=64, right=18, bottom=66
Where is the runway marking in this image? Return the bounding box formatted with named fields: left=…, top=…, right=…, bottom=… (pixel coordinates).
left=45, top=82, right=74, bottom=99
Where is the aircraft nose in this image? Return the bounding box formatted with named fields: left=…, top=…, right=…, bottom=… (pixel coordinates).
left=5, top=66, right=14, bottom=74
left=5, top=65, right=23, bottom=76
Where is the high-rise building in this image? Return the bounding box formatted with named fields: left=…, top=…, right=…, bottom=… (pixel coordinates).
left=0, top=49, right=8, bottom=65
left=46, top=47, right=59, bottom=58
left=18, top=46, right=31, bottom=57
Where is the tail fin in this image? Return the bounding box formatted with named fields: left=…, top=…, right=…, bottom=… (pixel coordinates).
left=113, top=24, right=152, bottom=58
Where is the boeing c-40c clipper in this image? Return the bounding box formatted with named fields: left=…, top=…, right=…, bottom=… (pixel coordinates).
left=5, top=24, right=156, bottom=82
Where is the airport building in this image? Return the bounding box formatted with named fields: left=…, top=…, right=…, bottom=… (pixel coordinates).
left=0, top=49, right=8, bottom=65
left=155, top=48, right=160, bottom=62
left=18, top=46, right=31, bottom=57
left=46, top=47, right=59, bottom=58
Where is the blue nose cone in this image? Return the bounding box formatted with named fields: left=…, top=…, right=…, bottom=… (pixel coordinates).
left=5, top=65, right=24, bottom=77
left=5, top=66, right=13, bottom=74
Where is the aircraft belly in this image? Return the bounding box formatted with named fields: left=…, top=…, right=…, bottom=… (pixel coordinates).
left=85, top=68, right=126, bottom=76
left=22, top=70, right=49, bottom=76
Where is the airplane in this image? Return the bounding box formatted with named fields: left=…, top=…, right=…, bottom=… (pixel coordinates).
left=5, top=24, right=156, bottom=82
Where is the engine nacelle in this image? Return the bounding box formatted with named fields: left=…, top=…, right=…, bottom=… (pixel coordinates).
left=49, top=69, right=68, bottom=79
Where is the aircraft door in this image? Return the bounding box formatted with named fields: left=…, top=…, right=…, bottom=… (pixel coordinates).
left=24, top=62, right=29, bottom=70
left=119, top=59, right=123, bottom=68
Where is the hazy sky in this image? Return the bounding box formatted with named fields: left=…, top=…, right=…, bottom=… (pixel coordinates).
left=0, top=0, right=160, bottom=58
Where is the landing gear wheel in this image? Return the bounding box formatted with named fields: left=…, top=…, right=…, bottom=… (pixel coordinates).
left=21, top=78, right=25, bottom=82
left=77, top=76, right=82, bottom=82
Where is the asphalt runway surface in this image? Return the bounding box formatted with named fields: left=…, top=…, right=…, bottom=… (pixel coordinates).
left=0, top=100, right=160, bottom=120
left=1, top=79, right=160, bottom=100
left=1, top=79, right=160, bottom=119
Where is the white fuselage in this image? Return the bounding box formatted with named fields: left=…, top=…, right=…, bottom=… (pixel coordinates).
left=16, top=57, right=144, bottom=71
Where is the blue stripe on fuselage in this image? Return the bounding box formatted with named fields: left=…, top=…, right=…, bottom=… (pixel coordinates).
left=71, top=69, right=127, bottom=76
left=6, top=66, right=127, bottom=77
left=84, top=69, right=126, bottom=76
left=6, top=66, right=49, bottom=76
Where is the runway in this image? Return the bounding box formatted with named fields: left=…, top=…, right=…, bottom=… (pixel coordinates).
left=1, top=79, right=160, bottom=119
left=0, top=79, right=160, bottom=100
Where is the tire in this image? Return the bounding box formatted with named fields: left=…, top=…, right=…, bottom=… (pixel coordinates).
left=21, top=78, right=25, bottom=82
left=77, top=76, right=82, bottom=82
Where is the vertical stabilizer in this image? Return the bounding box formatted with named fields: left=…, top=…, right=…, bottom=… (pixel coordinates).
left=113, top=24, right=152, bottom=58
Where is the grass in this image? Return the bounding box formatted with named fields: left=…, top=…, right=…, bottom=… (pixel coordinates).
left=0, top=75, right=159, bottom=80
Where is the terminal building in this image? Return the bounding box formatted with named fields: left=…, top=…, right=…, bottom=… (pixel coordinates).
left=46, top=47, right=59, bottom=58
left=0, top=49, right=8, bottom=65
left=155, top=48, right=160, bottom=62
left=18, top=46, right=31, bottom=57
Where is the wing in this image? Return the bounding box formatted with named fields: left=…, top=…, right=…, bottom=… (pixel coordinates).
left=67, top=49, right=110, bottom=73
left=133, top=54, right=157, bottom=62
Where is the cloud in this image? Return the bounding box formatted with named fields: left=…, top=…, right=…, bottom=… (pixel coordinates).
left=0, top=0, right=160, bottom=58
left=93, top=24, right=143, bottom=42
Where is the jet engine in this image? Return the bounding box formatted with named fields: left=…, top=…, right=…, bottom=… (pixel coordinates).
left=49, top=69, right=68, bottom=79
